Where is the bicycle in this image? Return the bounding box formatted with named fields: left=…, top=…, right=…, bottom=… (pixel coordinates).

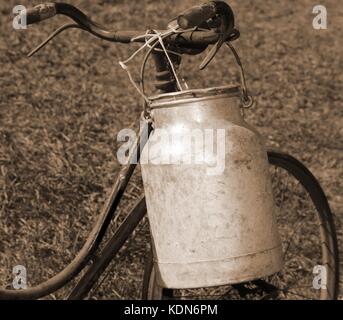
left=0, top=1, right=339, bottom=300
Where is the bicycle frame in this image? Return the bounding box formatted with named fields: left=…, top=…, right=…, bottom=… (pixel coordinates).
left=67, top=48, right=183, bottom=299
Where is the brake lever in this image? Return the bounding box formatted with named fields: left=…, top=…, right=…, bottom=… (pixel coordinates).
left=199, top=2, right=237, bottom=70
left=199, top=27, right=239, bottom=70
left=175, top=1, right=238, bottom=70
left=27, top=23, right=84, bottom=57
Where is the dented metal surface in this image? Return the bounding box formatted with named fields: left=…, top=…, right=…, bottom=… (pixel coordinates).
left=140, top=86, right=283, bottom=289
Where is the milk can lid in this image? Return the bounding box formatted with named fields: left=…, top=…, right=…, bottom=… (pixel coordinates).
left=149, top=85, right=241, bottom=108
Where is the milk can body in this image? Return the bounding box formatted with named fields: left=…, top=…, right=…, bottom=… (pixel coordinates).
left=140, top=86, right=283, bottom=289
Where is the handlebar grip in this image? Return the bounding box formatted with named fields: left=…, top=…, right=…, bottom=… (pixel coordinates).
left=25, top=3, right=57, bottom=25
left=177, top=2, right=217, bottom=29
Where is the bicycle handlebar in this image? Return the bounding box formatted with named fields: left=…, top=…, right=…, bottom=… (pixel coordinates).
left=25, top=3, right=57, bottom=25
left=177, top=3, right=217, bottom=28
left=24, top=2, right=237, bottom=46
left=177, top=1, right=234, bottom=30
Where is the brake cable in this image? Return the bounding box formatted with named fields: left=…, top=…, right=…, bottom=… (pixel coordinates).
left=28, top=23, right=85, bottom=57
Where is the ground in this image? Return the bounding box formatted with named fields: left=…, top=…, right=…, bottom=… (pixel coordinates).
left=0, top=0, right=342, bottom=299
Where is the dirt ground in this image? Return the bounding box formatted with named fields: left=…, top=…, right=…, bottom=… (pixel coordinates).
left=0, top=0, right=342, bottom=299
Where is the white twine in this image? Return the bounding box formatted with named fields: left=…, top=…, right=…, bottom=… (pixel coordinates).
left=119, top=27, right=198, bottom=103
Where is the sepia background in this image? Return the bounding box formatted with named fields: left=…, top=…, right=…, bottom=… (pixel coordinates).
left=0, top=0, right=342, bottom=299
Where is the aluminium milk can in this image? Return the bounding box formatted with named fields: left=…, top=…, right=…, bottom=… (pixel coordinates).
left=140, top=86, right=283, bottom=289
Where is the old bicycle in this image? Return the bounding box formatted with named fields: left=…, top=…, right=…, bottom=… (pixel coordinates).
left=0, top=1, right=339, bottom=300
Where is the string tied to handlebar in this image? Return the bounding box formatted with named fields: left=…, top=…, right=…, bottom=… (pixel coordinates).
left=119, top=28, right=194, bottom=121
left=119, top=27, right=254, bottom=122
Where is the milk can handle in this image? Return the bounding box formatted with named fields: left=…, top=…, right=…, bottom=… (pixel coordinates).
left=140, top=36, right=254, bottom=109
left=225, top=42, right=254, bottom=108
left=120, top=29, right=254, bottom=111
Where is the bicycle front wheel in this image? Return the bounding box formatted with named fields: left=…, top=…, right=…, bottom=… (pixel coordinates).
left=142, top=151, right=339, bottom=300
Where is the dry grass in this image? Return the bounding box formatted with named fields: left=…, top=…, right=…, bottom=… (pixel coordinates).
left=0, top=0, right=342, bottom=299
